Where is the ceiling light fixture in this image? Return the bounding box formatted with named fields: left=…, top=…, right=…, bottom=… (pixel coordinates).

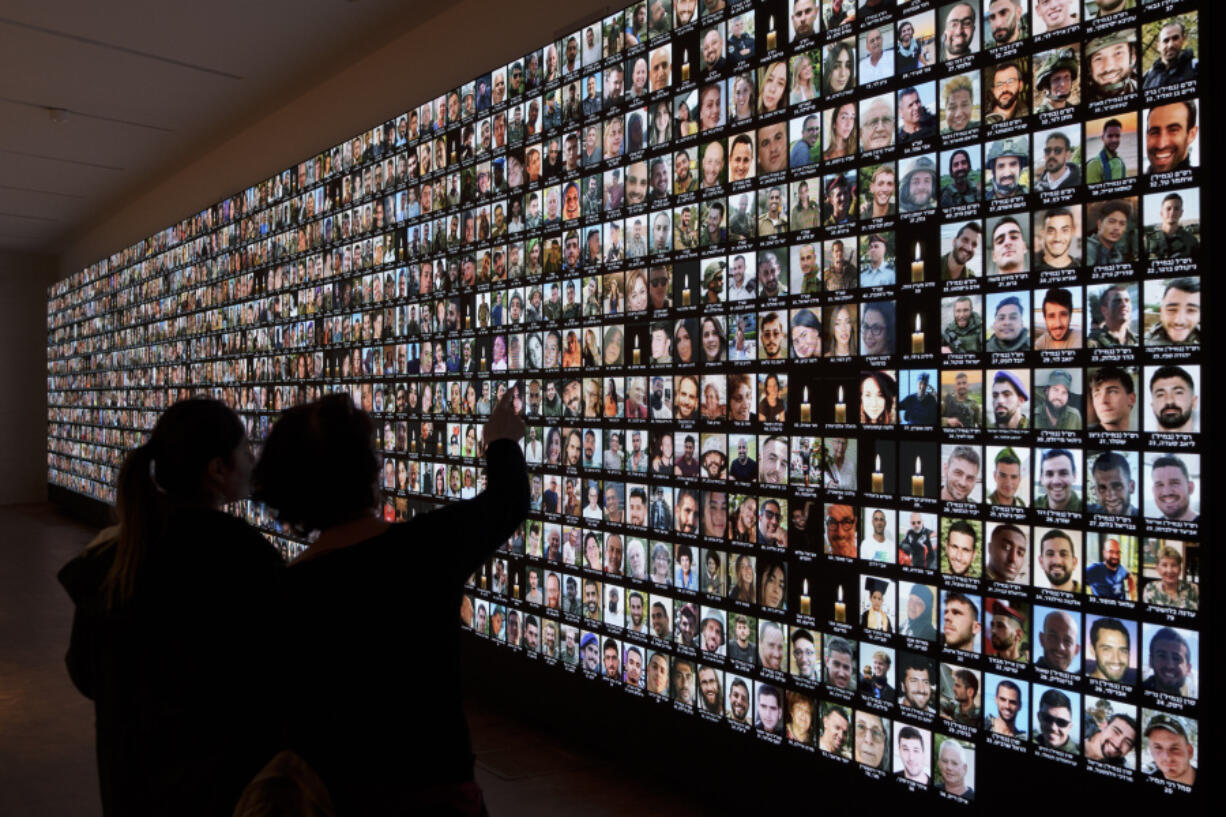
left=47, top=107, right=69, bottom=124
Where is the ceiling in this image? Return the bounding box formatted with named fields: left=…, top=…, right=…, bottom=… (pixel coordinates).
left=0, top=0, right=451, bottom=253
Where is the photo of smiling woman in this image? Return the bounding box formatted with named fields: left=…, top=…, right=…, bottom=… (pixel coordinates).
left=699, top=315, right=726, bottom=363
left=860, top=371, right=898, bottom=425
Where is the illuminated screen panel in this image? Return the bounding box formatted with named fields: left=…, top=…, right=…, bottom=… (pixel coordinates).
left=46, top=0, right=1204, bottom=800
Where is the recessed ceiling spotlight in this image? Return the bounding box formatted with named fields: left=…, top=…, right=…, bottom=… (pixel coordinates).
left=47, top=107, right=69, bottom=124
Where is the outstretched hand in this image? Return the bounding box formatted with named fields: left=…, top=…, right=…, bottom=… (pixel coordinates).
left=482, top=391, right=526, bottom=453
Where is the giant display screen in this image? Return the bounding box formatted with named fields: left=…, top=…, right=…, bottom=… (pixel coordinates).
left=47, top=0, right=1203, bottom=801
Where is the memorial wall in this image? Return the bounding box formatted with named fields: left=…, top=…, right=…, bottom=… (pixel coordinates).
left=47, top=0, right=1202, bottom=800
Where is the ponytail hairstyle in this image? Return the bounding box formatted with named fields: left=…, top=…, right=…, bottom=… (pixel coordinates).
left=106, top=398, right=246, bottom=608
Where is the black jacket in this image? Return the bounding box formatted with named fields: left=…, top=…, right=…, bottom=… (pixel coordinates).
left=278, top=439, right=529, bottom=814
left=1142, top=50, right=1197, bottom=90
left=59, top=509, right=283, bottom=817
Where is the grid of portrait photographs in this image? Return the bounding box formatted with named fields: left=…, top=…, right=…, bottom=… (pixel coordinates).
left=47, top=0, right=1203, bottom=802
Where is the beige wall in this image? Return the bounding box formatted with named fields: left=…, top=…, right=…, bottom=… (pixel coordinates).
left=1, top=251, right=60, bottom=504
left=55, top=0, right=609, bottom=279
left=37, top=0, right=608, bottom=503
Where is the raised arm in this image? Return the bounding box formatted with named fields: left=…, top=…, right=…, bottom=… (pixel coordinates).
left=431, top=392, right=529, bottom=581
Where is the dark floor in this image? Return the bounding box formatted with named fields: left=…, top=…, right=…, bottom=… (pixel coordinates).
left=0, top=503, right=708, bottom=817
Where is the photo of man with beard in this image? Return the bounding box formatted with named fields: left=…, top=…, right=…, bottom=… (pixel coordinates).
left=985, top=60, right=1029, bottom=124
left=985, top=138, right=1028, bottom=200
left=1084, top=702, right=1138, bottom=770
left=940, top=149, right=979, bottom=208
left=1086, top=29, right=1138, bottom=103
left=1087, top=452, right=1139, bottom=516
left=1086, top=617, right=1138, bottom=685
left=941, top=222, right=981, bottom=280
left=1145, top=365, right=1198, bottom=434
left=939, top=1, right=979, bottom=62
left=1034, top=369, right=1081, bottom=431
left=1034, top=130, right=1082, bottom=192
left=696, top=664, right=723, bottom=715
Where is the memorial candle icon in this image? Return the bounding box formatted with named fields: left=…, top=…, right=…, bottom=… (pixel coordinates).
left=682, top=286, right=691, bottom=306
left=800, top=386, right=811, bottom=423
left=834, top=385, right=847, bottom=423
left=911, top=456, right=924, bottom=496
left=834, top=585, right=846, bottom=623
left=681, top=49, right=690, bottom=82
left=632, top=336, right=641, bottom=364
left=766, top=16, right=777, bottom=50
left=800, top=579, right=811, bottom=615
left=911, top=313, right=924, bottom=354
left=872, top=455, right=884, bottom=494
left=911, top=243, right=924, bottom=282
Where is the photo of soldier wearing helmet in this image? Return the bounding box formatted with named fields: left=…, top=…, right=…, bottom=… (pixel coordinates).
left=985, top=138, right=1028, bottom=200
left=1086, top=30, right=1138, bottom=104
left=899, top=156, right=939, bottom=213
left=1034, top=47, right=1080, bottom=113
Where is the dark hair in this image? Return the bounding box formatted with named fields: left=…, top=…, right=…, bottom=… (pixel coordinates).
left=953, top=668, right=979, bottom=695
left=1040, top=448, right=1076, bottom=474
left=1090, top=617, right=1130, bottom=650
left=947, top=519, right=978, bottom=546
left=1092, top=452, right=1132, bottom=481
left=108, top=398, right=246, bottom=608
left=1103, top=118, right=1123, bottom=131
left=956, top=221, right=981, bottom=240
left=990, top=523, right=1025, bottom=543
left=1039, top=688, right=1072, bottom=711
left=254, top=394, right=380, bottom=532
left=1039, top=528, right=1074, bottom=548
left=995, top=679, right=1021, bottom=698
left=1097, top=200, right=1132, bottom=221
left=1162, top=277, right=1198, bottom=297
left=827, top=636, right=854, bottom=658
left=1045, top=131, right=1071, bottom=150
left=1042, top=286, right=1073, bottom=312
left=995, top=295, right=1023, bottom=315
left=1148, top=626, right=1189, bottom=660
left=1151, top=454, right=1189, bottom=480
left=860, top=370, right=898, bottom=424
left=992, top=216, right=1022, bottom=238
left=1090, top=365, right=1134, bottom=394
left=901, top=657, right=932, bottom=680
left=1149, top=364, right=1194, bottom=391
